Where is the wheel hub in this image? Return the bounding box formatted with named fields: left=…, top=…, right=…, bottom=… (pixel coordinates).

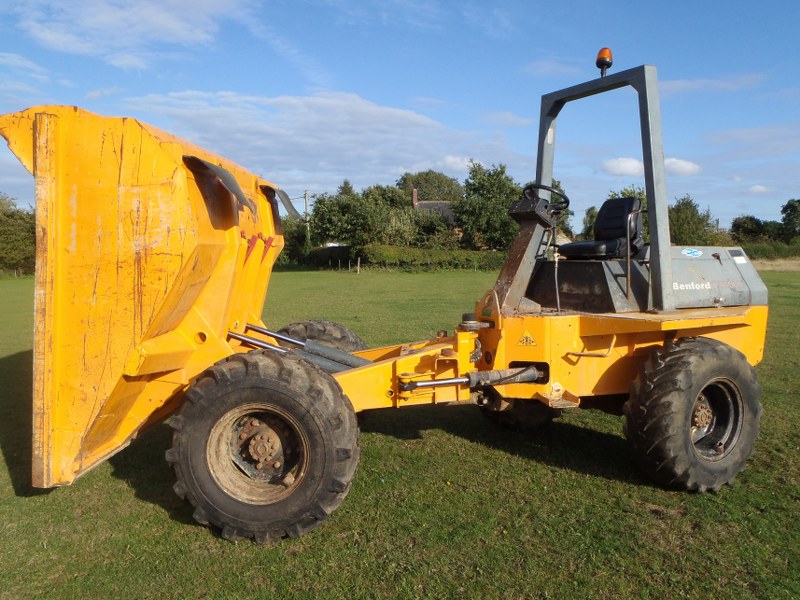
left=689, top=379, right=744, bottom=462
left=233, top=416, right=292, bottom=480
left=247, top=428, right=279, bottom=468
left=692, top=396, right=714, bottom=430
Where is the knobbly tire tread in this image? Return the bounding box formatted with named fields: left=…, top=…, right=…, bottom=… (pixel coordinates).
left=277, top=319, right=368, bottom=352
left=167, top=350, right=359, bottom=543
left=623, top=337, right=762, bottom=492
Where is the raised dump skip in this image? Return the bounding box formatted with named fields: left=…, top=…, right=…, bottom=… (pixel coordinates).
left=0, top=107, right=284, bottom=487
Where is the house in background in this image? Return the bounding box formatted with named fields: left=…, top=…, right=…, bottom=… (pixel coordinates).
left=411, top=188, right=455, bottom=225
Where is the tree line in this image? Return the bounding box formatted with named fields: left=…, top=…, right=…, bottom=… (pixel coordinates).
left=0, top=192, right=35, bottom=275
left=1, top=166, right=797, bottom=275
left=283, top=161, right=576, bottom=264
left=285, top=164, right=799, bottom=264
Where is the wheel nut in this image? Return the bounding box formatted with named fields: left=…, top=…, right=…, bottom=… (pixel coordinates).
left=273, top=461, right=281, bottom=468
left=239, top=433, right=247, bottom=440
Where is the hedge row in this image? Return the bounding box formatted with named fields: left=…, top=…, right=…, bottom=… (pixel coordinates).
left=288, top=244, right=507, bottom=270
left=360, top=244, right=506, bottom=270
left=292, top=240, right=800, bottom=270
left=741, top=239, right=800, bottom=260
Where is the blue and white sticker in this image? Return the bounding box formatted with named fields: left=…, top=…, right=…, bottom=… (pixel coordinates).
left=681, top=248, right=703, bottom=258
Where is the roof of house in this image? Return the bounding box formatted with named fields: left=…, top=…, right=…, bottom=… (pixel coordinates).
left=414, top=200, right=455, bottom=224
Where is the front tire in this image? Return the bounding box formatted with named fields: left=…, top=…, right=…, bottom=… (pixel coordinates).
left=624, top=337, right=762, bottom=492
left=168, top=350, right=359, bottom=543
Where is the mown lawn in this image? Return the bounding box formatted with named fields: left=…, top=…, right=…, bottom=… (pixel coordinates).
left=0, top=270, right=797, bottom=599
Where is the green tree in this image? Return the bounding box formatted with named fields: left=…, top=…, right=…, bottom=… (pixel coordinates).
left=337, top=179, right=356, bottom=197
left=279, top=215, right=310, bottom=263
left=379, top=207, right=417, bottom=246
left=580, top=205, right=598, bottom=239
left=453, top=161, right=521, bottom=250
left=0, top=193, right=36, bottom=275
left=763, top=220, right=785, bottom=241
left=668, top=195, right=730, bottom=246
left=550, top=180, right=574, bottom=239
left=730, top=215, right=766, bottom=242
left=310, top=192, right=381, bottom=251
left=397, top=170, right=464, bottom=203
left=413, top=210, right=459, bottom=249
left=781, top=199, right=800, bottom=241
left=361, top=184, right=409, bottom=209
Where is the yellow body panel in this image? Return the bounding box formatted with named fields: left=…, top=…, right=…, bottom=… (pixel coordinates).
left=1, top=106, right=283, bottom=486
left=472, top=295, right=768, bottom=404
left=337, top=332, right=477, bottom=411
left=336, top=303, right=768, bottom=412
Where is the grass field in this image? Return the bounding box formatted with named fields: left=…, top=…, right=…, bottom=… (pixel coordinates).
left=1, top=270, right=798, bottom=598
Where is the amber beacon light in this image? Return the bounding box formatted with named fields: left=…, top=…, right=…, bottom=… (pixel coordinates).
left=596, top=47, right=613, bottom=77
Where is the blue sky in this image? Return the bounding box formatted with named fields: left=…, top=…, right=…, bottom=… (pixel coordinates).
left=1, top=0, right=798, bottom=227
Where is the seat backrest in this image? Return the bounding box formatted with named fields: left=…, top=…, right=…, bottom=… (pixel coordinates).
left=594, top=196, right=643, bottom=248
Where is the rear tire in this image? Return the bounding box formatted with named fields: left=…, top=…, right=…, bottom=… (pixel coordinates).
left=624, top=337, right=762, bottom=492
left=168, top=350, right=359, bottom=543
left=278, top=319, right=367, bottom=352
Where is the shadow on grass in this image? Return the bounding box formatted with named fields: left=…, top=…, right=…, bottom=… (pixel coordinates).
left=105, top=400, right=650, bottom=523
left=0, top=349, right=190, bottom=518
left=360, top=403, right=652, bottom=488
left=108, top=424, right=195, bottom=525
left=0, top=350, right=51, bottom=497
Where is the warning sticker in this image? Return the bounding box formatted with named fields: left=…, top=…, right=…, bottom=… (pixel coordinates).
left=518, top=330, right=537, bottom=346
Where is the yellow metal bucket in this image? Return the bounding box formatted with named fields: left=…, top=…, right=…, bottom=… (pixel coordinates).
left=0, top=106, right=284, bottom=487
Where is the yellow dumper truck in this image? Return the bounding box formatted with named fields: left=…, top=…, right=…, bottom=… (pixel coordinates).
left=0, top=58, right=767, bottom=543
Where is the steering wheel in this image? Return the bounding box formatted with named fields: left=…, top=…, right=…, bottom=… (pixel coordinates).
left=522, top=183, right=570, bottom=213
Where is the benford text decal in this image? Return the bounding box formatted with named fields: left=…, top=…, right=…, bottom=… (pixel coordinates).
left=673, top=281, right=712, bottom=290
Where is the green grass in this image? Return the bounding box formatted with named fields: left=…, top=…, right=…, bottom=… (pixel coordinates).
left=1, top=271, right=798, bottom=598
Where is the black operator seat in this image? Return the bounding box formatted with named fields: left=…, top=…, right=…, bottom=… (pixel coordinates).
left=558, top=196, right=643, bottom=259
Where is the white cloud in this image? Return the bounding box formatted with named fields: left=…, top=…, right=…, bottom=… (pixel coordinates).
left=0, top=52, right=48, bottom=76
left=601, top=157, right=643, bottom=177
left=245, top=23, right=333, bottom=88
left=661, top=74, right=766, bottom=95
left=522, top=59, right=581, bottom=78
left=664, top=157, right=701, bottom=176
left=461, top=4, right=514, bottom=38
left=708, top=123, right=800, bottom=159
left=748, top=184, right=769, bottom=194
left=484, top=111, right=535, bottom=127
left=601, top=156, right=700, bottom=177
left=437, top=155, right=472, bottom=171
left=0, top=52, right=52, bottom=107
left=125, top=90, right=526, bottom=196
left=9, top=0, right=259, bottom=69
left=85, top=86, right=123, bottom=100
left=320, top=0, right=446, bottom=30
left=0, top=80, right=41, bottom=97
left=0, top=51, right=50, bottom=95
